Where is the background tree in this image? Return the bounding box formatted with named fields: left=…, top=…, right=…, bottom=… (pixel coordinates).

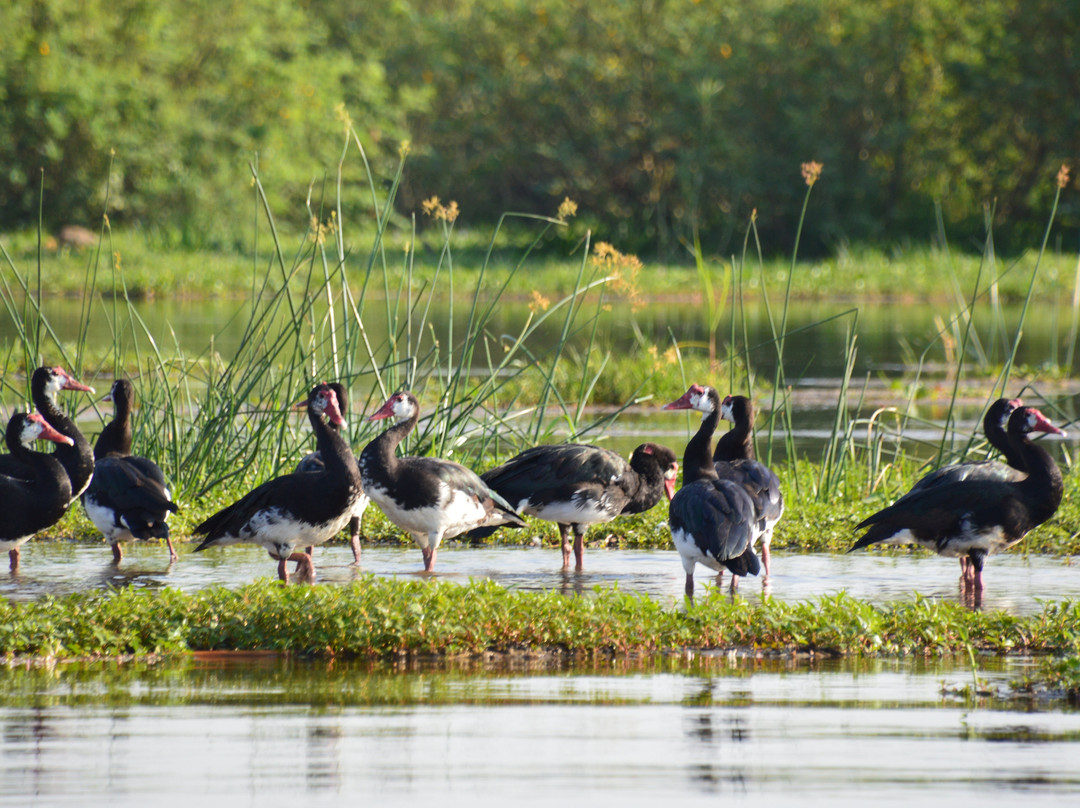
left=2, top=0, right=1077, bottom=255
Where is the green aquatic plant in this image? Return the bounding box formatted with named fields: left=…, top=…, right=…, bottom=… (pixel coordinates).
left=2, top=581, right=1079, bottom=663
left=1013, top=654, right=1080, bottom=705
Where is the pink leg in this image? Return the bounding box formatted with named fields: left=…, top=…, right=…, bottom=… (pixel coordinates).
left=165, top=537, right=178, bottom=562
left=111, top=543, right=124, bottom=565
left=349, top=516, right=362, bottom=565
left=350, top=537, right=362, bottom=565
left=300, top=552, right=316, bottom=582
left=967, top=552, right=986, bottom=593
left=573, top=532, right=585, bottom=571
left=761, top=543, right=772, bottom=580
left=561, top=524, right=578, bottom=566
left=685, top=573, right=695, bottom=598
left=559, top=524, right=573, bottom=569
left=281, top=551, right=315, bottom=583
left=421, top=546, right=438, bottom=571
left=297, top=547, right=314, bottom=580
left=958, top=556, right=986, bottom=608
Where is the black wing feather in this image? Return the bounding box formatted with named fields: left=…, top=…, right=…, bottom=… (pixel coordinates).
left=481, top=444, right=630, bottom=502
left=850, top=478, right=1023, bottom=551
left=713, top=458, right=784, bottom=527
left=194, top=472, right=357, bottom=548
left=84, top=456, right=178, bottom=540
left=900, top=460, right=1024, bottom=499
left=670, top=479, right=759, bottom=574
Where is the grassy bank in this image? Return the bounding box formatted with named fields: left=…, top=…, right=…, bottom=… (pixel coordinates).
left=2, top=578, right=1078, bottom=664
left=3, top=225, right=1079, bottom=304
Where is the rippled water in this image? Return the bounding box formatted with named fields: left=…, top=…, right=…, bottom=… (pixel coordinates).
left=1, top=653, right=1078, bottom=807
left=3, top=540, right=1077, bottom=615
left=4, top=532, right=1080, bottom=805
left=8, top=251, right=1080, bottom=807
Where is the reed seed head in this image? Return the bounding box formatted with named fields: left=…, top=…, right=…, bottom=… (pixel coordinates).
left=592, top=241, right=644, bottom=309
left=528, top=290, right=551, bottom=312
left=422, top=196, right=460, bottom=222
left=801, top=161, right=823, bottom=187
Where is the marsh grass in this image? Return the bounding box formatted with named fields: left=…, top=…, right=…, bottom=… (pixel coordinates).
left=0, top=139, right=1076, bottom=551
left=0, top=125, right=662, bottom=498
left=675, top=164, right=1078, bottom=508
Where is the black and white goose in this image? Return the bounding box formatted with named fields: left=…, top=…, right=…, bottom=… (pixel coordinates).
left=0, top=412, right=75, bottom=570
left=904, top=397, right=1025, bottom=496
left=0, top=366, right=95, bottom=505
left=360, top=391, right=526, bottom=572
left=849, top=405, right=1065, bottom=592
left=472, top=442, right=678, bottom=569
left=712, top=394, right=784, bottom=581
left=886, top=396, right=1024, bottom=581
left=662, top=385, right=761, bottom=597
left=194, top=384, right=365, bottom=582
left=81, top=379, right=180, bottom=564
left=294, top=382, right=368, bottom=564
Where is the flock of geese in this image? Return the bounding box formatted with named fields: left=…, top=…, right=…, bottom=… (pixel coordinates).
left=0, top=366, right=1067, bottom=599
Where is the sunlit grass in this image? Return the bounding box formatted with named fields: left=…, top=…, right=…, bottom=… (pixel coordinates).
left=3, top=225, right=1078, bottom=304
left=2, top=579, right=1078, bottom=662
left=41, top=456, right=1080, bottom=559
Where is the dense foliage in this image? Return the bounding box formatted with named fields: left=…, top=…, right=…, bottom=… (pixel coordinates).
left=3, top=0, right=1077, bottom=254
left=0, top=0, right=416, bottom=248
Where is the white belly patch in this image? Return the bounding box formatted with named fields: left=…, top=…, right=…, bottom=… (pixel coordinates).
left=368, top=484, right=489, bottom=547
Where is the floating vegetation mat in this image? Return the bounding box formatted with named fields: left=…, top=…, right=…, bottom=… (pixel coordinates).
left=2, top=578, right=1078, bottom=663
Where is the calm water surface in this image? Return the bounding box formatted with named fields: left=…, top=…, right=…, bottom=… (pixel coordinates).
left=4, top=541, right=1079, bottom=615
left=1, top=653, right=1078, bottom=807
left=6, top=295, right=1080, bottom=380
left=3, top=546, right=1080, bottom=805
left=5, top=296, right=1080, bottom=804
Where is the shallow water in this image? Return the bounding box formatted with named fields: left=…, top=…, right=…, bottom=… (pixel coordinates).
left=7, top=295, right=1080, bottom=380
left=3, top=540, right=1077, bottom=615
left=9, top=257, right=1080, bottom=807
left=1, top=654, right=1078, bottom=807
left=4, top=544, right=1080, bottom=805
